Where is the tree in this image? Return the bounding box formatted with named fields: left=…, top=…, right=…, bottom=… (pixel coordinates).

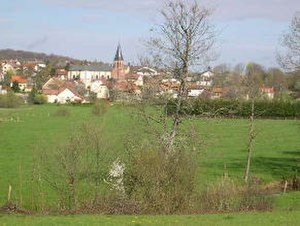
left=266, top=68, right=288, bottom=99
left=11, top=81, right=20, bottom=93
left=243, top=63, right=264, bottom=183
left=243, top=63, right=266, bottom=99
left=212, top=64, right=231, bottom=88
left=278, top=12, right=300, bottom=71
left=148, top=0, right=215, bottom=154
left=35, top=64, right=52, bottom=90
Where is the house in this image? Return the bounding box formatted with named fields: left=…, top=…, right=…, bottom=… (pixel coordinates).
left=211, top=87, right=226, bottom=99
left=56, top=69, right=68, bottom=80
left=260, top=87, right=275, bottom=99
left=0, top=85, right=7, bottom=95
left=0, top=71, right=4, bottom=82
left=67, top=65, right=113, bottom=88
left=196, top=67, right=214, bottom=87
left=42, top=78, right=85, bottom=104
left=136, top=67, right=159, bottom=77
left=44, top=87, right=85, bottom=104
left=90, top=80, right=110, bottom=99
left=126, top=74, right=144, bottom=87
left=10, top=76, right=29, bottom=91
left=22, top=61, right=46, bottom=72
left=1, top=62, right=16, bottom=74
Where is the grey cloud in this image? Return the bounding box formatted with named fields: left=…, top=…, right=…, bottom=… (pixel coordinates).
left=43, top=0, right=162, bottom=13
left=43, top=0, right=299, bottom=22
left=0, top=17, right=10, bottom=23
left=213, top=0, right=299, bottom=21
left=27, top=36, right=48, bottom=50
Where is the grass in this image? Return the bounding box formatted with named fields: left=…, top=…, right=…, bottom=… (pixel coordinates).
left=0, top=211, right=300, bottom=226
left=0, top=104, right=134, bottom=206
left=0, top=104, right=299, bottom=220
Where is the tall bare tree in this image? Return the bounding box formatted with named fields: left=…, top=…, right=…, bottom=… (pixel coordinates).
left=148, top=0, right=215, bottom=154
left=278, top=12, right=300, bottom=71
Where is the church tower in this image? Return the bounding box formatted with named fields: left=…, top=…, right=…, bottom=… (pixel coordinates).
left=112, top=43, right=126, bottom=80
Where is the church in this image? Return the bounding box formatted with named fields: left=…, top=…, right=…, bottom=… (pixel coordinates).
left=67, top=44, right=130, bottom=87
left=111, top=43, right=130, bottom=80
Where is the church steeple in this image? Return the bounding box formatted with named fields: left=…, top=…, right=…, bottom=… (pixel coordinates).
left=114, top=43, right=124, bottom=61
left=112, top=43, right=126, bottom=80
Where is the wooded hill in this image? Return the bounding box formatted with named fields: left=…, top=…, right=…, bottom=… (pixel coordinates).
left=0, top=49, right=104, bottom=67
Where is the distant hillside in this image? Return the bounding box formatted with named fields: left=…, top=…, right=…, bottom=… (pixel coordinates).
left=0, top=49, right=101, bottom=67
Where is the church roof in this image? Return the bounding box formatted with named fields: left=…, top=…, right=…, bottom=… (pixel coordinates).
left=69, top=65, right=113, bottom=72
left=114, top=44, right=124, bottom=61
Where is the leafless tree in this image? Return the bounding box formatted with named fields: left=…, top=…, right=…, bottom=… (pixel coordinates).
left=148, top=0, right=215, bottom=154
left=244, top=99, right=257, bottom=183
left=278, top=12, right=300, bottom=71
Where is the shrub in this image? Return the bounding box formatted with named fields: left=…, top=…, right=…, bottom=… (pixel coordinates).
left=167, top=99, right=300, bottom=119
left=124, top=145, right=197, bottom=214
left=0, top=92, right=24, bottom=108
left=53, top=107, right=71, bottom=117
left=200, top=176, right=240, bottom=213
left=200, top=176, right=273, bottom=213
left=92, top=101, right=108, bottom=116
left=239, top=185, right=273, bottom=212
left=33, top=94, right=47, bottom=105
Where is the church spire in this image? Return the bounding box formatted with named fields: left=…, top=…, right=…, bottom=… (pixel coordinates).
left=114, top=43, right=124, bottom=61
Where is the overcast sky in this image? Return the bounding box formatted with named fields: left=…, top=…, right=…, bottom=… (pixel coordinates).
left=0, top=0, right=299, bottom=68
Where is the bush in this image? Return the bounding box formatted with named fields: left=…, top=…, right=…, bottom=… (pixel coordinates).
left=0, top=92, right=24, bottom=108
left=124, top=145, right=197, bottom=214
left=167, top=99, right=300, bottom=119
left=33, top=94, right=47, bottom=104
left=53, top=107, right=71, bottom=117
left=200, top=176, right=273, bottom=213
left=200, top=176, right=240, bottom=213
left=92, top=101, right=108, bottom=116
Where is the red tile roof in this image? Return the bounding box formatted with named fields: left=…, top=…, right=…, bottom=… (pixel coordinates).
left=260, top=87, right=275, bottom=93
left=11, top=76, right=27, bottom=84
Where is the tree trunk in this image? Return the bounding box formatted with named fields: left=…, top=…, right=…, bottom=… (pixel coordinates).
left=244, top=99, right=255, bottom=183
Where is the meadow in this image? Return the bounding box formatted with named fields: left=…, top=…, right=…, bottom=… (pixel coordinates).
left=1, top=211, right=300, bottom=226
left=0, top=104, right=299, bottom=223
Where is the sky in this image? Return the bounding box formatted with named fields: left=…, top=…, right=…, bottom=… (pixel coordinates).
left=0, top=0, right=299, bottom=69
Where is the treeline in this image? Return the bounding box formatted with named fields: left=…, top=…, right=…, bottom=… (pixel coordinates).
left=0, top=49, right=82, bottom=66
left=211, top=63, right=300, bottom=100
left=167, top=99, right=300, bottom=119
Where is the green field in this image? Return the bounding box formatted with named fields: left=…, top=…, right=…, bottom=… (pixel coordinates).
left=0, top=104, right=299, bottom=223
left=1, top=211, right=300, bottom=226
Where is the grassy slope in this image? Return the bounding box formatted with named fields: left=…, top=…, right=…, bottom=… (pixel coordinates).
left=0, top=105, right=133, bottom=205
left=0, top=104, right=299, bottom=210
left=1, top=211, right=300, bottom=226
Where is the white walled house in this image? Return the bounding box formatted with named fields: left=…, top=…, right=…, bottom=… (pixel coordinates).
left=68, top=65, right=113, bottom=88
left=137, top=67, right=159, bottom=77
left=1, top=63, right=15, bottom=74
left=0, top=85, right=7, bottom=95
left=90, top=80, right=110, bottom=99
left=197, top=68, right=214, bottom=87
left=260, top=87, right=275, bottom=99
left=56, top=88, right=84, bottom=103
left=188, top=89, right=204, bottom=97
left=44, top=87, right=85, bottom=104
left=42, top=78, right=85, bottom=104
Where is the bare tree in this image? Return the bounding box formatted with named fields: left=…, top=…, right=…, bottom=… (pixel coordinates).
left=244, top=99, right=257, bottom=183
left=243, top=63, right=262, bottom=183
left=148, top=0, right=215, bottom=154
left=278, top=12, right=300, bottom=71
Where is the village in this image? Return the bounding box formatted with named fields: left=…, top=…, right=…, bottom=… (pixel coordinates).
left=0, top=44, right=278, bottom=104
